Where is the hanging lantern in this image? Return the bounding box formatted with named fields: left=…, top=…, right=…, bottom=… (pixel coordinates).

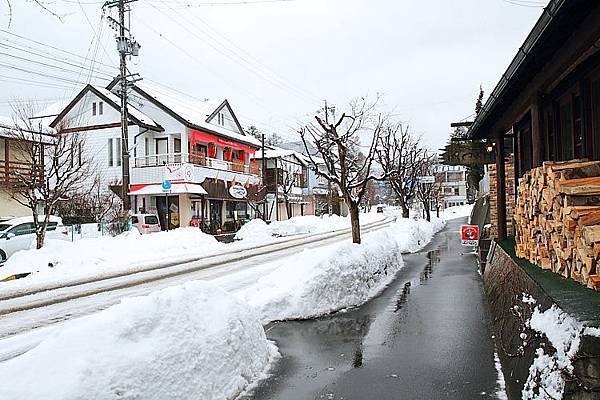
left=207, top=142, right=217, bottom=158
left=238, top=150, right=246, bottom=163
left=223, top=147, right=232, bottom=161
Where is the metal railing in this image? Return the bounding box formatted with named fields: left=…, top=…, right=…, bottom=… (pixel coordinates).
left=133, top=152, right=261, bottom=176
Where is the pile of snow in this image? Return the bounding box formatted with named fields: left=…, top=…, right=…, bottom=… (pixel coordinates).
left=442, top=204, right=474, bottom=220
left=0, top=228, right=223, bottom=283
left=238, top=217, right=445, bottom=323
left=0, top=281, right=277, bottom=400
left=389, top=217, right=446, bottom=253
left=235, top=213, right=384, bottom=242
left=520, top=294, right=600, bottom=400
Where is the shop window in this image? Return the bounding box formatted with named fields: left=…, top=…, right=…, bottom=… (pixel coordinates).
left=592, top=79, right=600, bottom=160
left=559, top=102, right=573, bottom=160
left=573, top=95, right=584, bottom=158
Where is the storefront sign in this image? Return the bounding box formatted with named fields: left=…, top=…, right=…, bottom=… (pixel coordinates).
left=461, top=225, right=479, bottom=246
left=164, top=163, right=194, bottom=182
left=229, top=184, right=247, bottom=199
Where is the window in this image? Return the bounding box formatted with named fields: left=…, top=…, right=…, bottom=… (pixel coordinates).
left=116, top=138, right=122, bottom=167
left=144, top=215, right=159, bottom=225
left=593, top=79, right=600, bottom=159
left=8, top=223, right=35, bottom=236
left=108, top=138, right=113, bottom=167
left=47, top=222, right=58, bottom=231
left=217, top=113, right=225, bottom=126
left=92, top=102, right=97, bottom=116
left=98, top=101, right=103, bottom=115
left=454, top=187, right=460, bottom=196
left=559, top=101, right=573, bottom=160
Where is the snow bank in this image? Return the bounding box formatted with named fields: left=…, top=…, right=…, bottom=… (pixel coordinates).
left=442, top=204, right=473, bottom=220
left=0, top=281, right=277, bottom=400
left=238, top=217, right=445, bottom=323
left=521, top=295, right=584, bottom=400
left=235, top=213, right=384, bottom=243
left=0, top=228, right=223, bottom=282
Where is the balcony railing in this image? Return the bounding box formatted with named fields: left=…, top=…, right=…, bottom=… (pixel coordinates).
left=133, top=152, right=260, bottom=176
left=1, top=159, right=43, bottom=187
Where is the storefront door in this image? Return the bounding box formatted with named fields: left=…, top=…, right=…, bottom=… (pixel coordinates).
left=156, top=195, right=180, bottom=230
left=209, top=200, right=222, bottom=232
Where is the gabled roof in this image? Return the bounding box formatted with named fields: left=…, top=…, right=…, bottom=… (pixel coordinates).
left=109, top=80, right=261, bottom=148
left=253, top=147, right=309, bottom=166
left=48, top=84, right=163, bottom=131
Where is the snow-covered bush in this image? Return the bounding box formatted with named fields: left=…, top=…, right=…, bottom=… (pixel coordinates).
left=0, top=281, right=277, bottom=400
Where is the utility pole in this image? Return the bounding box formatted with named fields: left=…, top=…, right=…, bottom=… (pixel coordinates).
left=324, top=100, right=333, bottom=216
left=261, top=133, right=267, bottom=221
left=104, top=0, right=140, bottom=215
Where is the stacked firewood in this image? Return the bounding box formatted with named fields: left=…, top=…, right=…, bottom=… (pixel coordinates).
left=515, top=159, right=600, bottom=291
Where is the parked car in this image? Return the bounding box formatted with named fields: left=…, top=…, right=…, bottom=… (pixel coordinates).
left=131, top=214, right=161, bottom=234
left=0, top=216, right=69, bottom=264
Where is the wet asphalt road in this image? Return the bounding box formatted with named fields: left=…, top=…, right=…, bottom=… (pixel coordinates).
left=243, top=217, right=499, bottom=400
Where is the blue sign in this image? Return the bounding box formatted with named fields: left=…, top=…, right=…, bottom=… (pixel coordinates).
left=162, top=180, right=171, bottom=191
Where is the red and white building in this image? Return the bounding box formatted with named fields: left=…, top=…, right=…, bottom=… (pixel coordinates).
left=49, top=81, right=263, bottom=233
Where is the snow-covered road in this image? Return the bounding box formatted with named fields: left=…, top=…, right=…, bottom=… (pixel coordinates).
left=0, top=218, right=393, bottom=362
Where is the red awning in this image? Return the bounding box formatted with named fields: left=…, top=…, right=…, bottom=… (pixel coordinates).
left=189, top=129, right=257, bottom=154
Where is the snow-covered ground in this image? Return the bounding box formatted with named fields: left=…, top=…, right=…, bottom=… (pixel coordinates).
left=441, top=204, right=474, bottom=220
left=0, top=212, right=385, bottom=285
left=235, top=212, right=383, bottom=243
left=520, top=294, right=600, bottom=400
left=239, top=216, right=444, bottom=323
left=0, top=214, right=445, bottom=399
left=0, top=281, right=277, bottom=400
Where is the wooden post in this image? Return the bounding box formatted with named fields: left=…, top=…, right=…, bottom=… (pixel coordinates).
left=531, top=96, right=544, bottom=167
left=496, top=130, right=507, bottom=240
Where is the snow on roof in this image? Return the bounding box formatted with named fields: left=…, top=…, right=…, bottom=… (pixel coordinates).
left=132, top=81, right=261, bottom=147
left=0, top=115, right=55, bottom=143
left=252, top=147, right=310, bottom=165
left=95, top=87, right=159, bottom=128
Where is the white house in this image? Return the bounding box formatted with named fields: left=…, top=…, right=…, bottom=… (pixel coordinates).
left=49, top=81, right=263, bottom=233
left=253, top=148, right=309, bottom=221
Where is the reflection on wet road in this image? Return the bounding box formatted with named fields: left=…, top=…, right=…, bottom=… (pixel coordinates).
left=243, top=218, right=499, bottom=400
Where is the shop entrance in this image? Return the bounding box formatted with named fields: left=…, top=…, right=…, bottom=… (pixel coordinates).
left=209, top=200, right=222, bottom=233
left=156, top=195, right=180, bottom=230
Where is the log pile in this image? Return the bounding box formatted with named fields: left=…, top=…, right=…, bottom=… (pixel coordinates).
left=515, top=159, right=600, bottom=291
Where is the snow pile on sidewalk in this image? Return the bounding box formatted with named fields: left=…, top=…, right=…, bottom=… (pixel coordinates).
left=238, top=217, right=445, bottom=323
left=0, top=281, right=277, bottom=400
left=442, top=204, right=474, bottom=220
left=521, top=295, right=585, bottom=400
left=0, top=228, right=223, bottom=283
left=235, top=213, right=384, bottom=243
left=390, top=217, right=445, bottom=253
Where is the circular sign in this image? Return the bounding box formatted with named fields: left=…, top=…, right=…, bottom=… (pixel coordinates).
left=229, top=184, right=247, bottom=199
left=162, top=180, right=171, bottom=191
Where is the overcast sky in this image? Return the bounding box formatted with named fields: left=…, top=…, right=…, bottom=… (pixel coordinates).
left=0, top=0, right=548, bottom=150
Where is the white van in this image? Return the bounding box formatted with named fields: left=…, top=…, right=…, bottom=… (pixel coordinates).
left=0, top=216, right=69, bottom=263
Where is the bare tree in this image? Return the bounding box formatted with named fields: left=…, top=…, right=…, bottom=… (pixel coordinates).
left=279, top=161, right=299, bottom=220
left=376, top=123, right=428, bottom=218
left=415, top=153, right=439, bottom=221
left=300, top=97, right=388, bottom=244
left=55, top=174, right=119, bottom=225
left=5, top=102, right=92, bottom=248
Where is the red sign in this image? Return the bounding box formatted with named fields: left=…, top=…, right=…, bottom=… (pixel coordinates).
left=461, top=225, right=479, bottom=246
left=188, top=129, right=257, bottom=154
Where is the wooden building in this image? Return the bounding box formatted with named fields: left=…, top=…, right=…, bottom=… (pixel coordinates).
left=468, top=0, right=600, bottom=240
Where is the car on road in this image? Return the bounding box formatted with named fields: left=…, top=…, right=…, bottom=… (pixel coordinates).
left=0, top=216, right=69, bottom=264
left=131, top=214, right=162, bottom=234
